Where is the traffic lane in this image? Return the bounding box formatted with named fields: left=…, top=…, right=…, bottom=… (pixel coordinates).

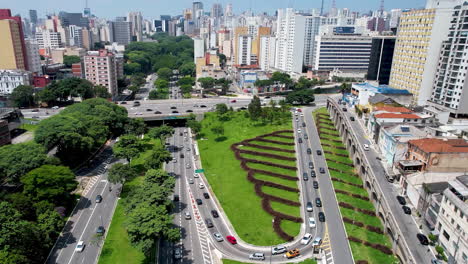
left=303, top=107, right=354, bottom=263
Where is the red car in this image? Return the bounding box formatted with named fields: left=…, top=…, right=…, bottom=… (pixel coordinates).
left=230, top=99, right=237, bottom=103
left=226, top=235, right=237, bottom=244
left=297, top=108, right=302, bottom=112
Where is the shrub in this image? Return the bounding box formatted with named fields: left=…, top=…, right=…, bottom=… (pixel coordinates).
left=348, top=236, right=363, bottom=243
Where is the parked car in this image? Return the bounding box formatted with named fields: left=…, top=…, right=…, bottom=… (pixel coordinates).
left=211, top=210, right=219, bottom=218
left=308, top=161, right=314, bottom=169
left=75, top=241, right=85, bottom=252
left=285, top=249, right=300, bottom=259
left=95, top=194, right=102, bottom=203
left=174, top=248, right=182, bottom=259
left=319, top=167, right=325, bottom=174
left=315, top=197, right=322, bottom=207
left=313, top=181, right=319, bottom=189
left=206, top=219, right=214, bottom=228
left=196, top=199, right=203, bottom=205
left=173, top=195, right=179, bottom=201
left=272, top=245, right=287, bottom=255
left=303, top=172, right=309, bottom=181
left=213, top=232, right=224, bottom=242
left=350, top=116, right=355, bottom=121
left=308, top=217, right=316, bottom=228
left=297, top=129, right=302, bottom=133
left=402, top=205, right=411, bottom=215
left=249, top=253, right=265, bottom=260
left=396, top=195, right=407, bottom=205
left=306, top=202, right=313, bottom=212
left=185, top=211, right=191, bottom=220
left=317, top=150, right=322, bottom=155
left=417, top=233, right=429, bottom=245
left=312, top=237, right=323, bottom=246
left=203, top=192, right=210, bottom=199
left=318, top=212, right=326, bottom=222
left=301, top=233, right=312, bottom=245
left=226, top=235, right=237, bottom=244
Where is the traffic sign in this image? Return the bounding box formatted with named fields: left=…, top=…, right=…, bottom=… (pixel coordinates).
left=195, top=169, right=204, bottom=173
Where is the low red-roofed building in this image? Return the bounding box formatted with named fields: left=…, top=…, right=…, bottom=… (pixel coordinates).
left=373, top=106, right=411, bottom=113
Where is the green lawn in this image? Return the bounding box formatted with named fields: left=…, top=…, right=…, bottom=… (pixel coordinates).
left=20, top=123, right=38, bottom=132
left=241, top=153, right=296, bottom=167
left=254, top=173, right=298, bottom=189
left=240, top=145, right=296, bottom=158
left=249, top=140, right=296, bottom=151
left=198, top=111, right=301, bottom=245
left=223, top=258, right=317, bottom=264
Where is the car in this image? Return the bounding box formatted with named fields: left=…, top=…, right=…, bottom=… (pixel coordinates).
left=174, top=248, right=182, bottom=259
left=307, top=148, right=312, bottom=154
left=297, top=129, right=302, bottom=133
left=133, top=101, right=140, bottom=107
left=417, top=233, right=429, bottom=245
left=186, top=109, right=193, bottom=113
left=306, top=202, right=313, bottom=212
left=350, top=116, right=355, bottom=121
left=431, top=259, right=443, bottom=264
left=172, top=110, right=179, bottom=113
left=285, top=249, right=300, bottom=259
left=312, top=237, right=323, bottom=246
left=211, top=210, right=219, bottom=218
left=193, top=104, right=199, bottom=107
left=154, top=111, right=162, bottom=114
left=303, top=172, right=309, bottom=181
left=32, top=116, right=39, bottom=119
left=300, top=113, right=304, bottom=117
left=298, top=138, right=303, bottom=143
left=120, top=101, right=127, bottom=105
left=194, top=173, right=199, bottom=178
left=240, top=107, right=247, bottom=110
left=196, top=199, right=203, bottom=205
left=308, top=217, right=316, bottom=228
left=363, top=144, right=370, bottom=151
left=200, top=105, right=207, bottom=108
left=146, top=108, right=152, bottom=111
left=180, top=210, right=191, bottom=220
left=295, top=112, right=299, bottom=116
left=342, top=108, right=347, bottom=112
left=199, top=183, right=205, bottom=189
left=226, top=235, right=237, bottom=244
left=95, top=194, right=102, bottom=203
left=186, top=147, right=191, bottom=151
left=206, top=219, right=214, bottom=228
left=319, top=167, right=325, bottom=174
left=180, top=153, right=184, bottom=158
left=31, top=109, right=39, bottom=112
left=96, top=226, right=105, bottom=235
left=170, top=106, right=177, bottom=109
left=213, top=232, right=224, bottom=242
left=230, top=99, right=237, bottom=103
left=315, top=197, right=322, bottom=207
left=188, top=178, right=194, bottom=184
left=173, top=195, right=179, bottom=201
left=313, top=181, right=319, bottom=189
left=302, top=122, right=306, bottom=127
left=203, top=192, right=210, bottom=199
left=271, top=245, right=287, bottom=255
left=172, top=158, right=177, bottom=163
left=318, top=212, right=325, bottom=222
left=186, top=163, right=191, bottom=169
left=311, top=171, right=316, bottom=177
left=317, top=150, right=322, bottom=155
left=308, top=161, right=314, bottom=169
left=265, top=96, right=271, bottom=99
left=396, top=195, right=407, bottom=205
left=402, top=205, right=411, bottom=214
left=75, top=240, right=85, bottom=252
left=301, top=233, right=312, bottom=245
left=304, top=133, right=308, bottom=139
left=249, top=253, right=265, bottom=260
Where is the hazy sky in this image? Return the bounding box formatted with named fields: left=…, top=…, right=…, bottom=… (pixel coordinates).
left=3, top=0, right=426, bottom=20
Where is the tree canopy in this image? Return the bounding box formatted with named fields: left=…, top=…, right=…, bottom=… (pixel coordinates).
left=63, top=55, right=81, bottom=67
left=148, top=125, right=174, bottom=143
left=11, top=85, right=34, bottom=107
left=108, top=163, right=137, bottom=184
left=113, top=135, right=144, bottom=162
left=286, top=89, right=315, bottom=105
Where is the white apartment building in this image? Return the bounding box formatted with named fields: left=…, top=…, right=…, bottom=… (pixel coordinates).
left=430, top=3, right=468, bottom=116
left=84, top=50, right=118, bottom=98
left=260, top=36, right=276, bottom=71
left=436, top=175, right=468, bottom=263
left=24, top=38, right=42, bottom=76
left=127, top=12, right=143, bottom=41
left=193, top=37, right=205, bottom=62
left=0, top=70, right=32, bottom=95
left=36, top=30, right=62, bottom=49
left=237, top=35, right=253, bottom=66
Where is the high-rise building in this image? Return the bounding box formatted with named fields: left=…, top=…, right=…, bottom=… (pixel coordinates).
left=259, top=36, right=276, bottom=71
left=111, top=20, right=132, bottom=45
left=29, top=10, right=37, bottom=24
left=193, top=1, right=204, bottom=28
left=430, top=3, right=468, bottom=116
left=233, top=26, right=271, bottom=67
left=0, top=9, right=28, bottom=70
left=389, top=5, right=456, bottom=106
left=225, top=3, right=233, bottom=17
left=127, top=12, right=143, bottom=41
left=367, top=36, right=396, bottom=85
left=84, top=50, right=118, bottom=98
left=36, top=30, right=63, bottom=49
left=69, top=25, right=83, bottom=48
left=211, top=3, right=223, bottom=18
left=193, top=37, right=205, bottom=62
left=59, top=12, right=89, bottom=28
left=24, top=38, right=42, bottom=75
left=389, top=9, right=402, bottom=29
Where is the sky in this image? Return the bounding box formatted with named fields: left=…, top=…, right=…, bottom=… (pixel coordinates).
left=2, top=0, right=426, bottom=20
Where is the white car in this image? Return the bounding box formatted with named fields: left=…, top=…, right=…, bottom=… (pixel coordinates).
left=213, top=232, right=224, bottom=242
left=312, top=237, right=323, bottom=246
left=194, top=173, right=200, bottom=178
left=308, top=217, right=316, bottom=228
left=199, top=183, right=205, bottom=189
left=75, top=241, right=85, bottom=252
left=300, top=113, right=304, bottom=117
left=271, top=245, right=287, bottom=255
left=186, top=163, right=191, bottom=169
left=363, top=144, right=370, bottom=151
left=188, top=178, right=194, bottom=184
left=249, top=253, right=265, bottom=260
left=297, top=129, right=302, bottom=133
left=300, top=233, right=312, bottom=245
left=172, top=158, right=177, bottom=163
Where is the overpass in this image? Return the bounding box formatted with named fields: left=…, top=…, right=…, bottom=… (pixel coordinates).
left=326, top=98, right=434, bottom=264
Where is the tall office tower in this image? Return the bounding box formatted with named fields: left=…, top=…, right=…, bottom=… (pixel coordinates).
left=59, top=12, right=89, bottom=28
left=430, top=3, right=468, bottom=116
left=36, top=30, right=63, bottom=49
left=211, top=3, right=223, bottom=18
left=81, top=28, right=92, bottom=50
left=302, top=16, right=321, bottom=68
left=184, top=9, right=193, bottom=20
left=0, top=9, right=28, bottom=70
left=69, top=25, right=83, bottom=47
left=259, top=36, right=276, bottom=71
left=193, top=37, right=205, bottom=62
left=24, top=38, right=42, bottom=75
left=84, top=50, right=118, bottom=98
left=111, top=20, right=132, bottom=45
left=225, top=3, right=233, bottom=17
left=193, top=1, right=204, bottom=28
left=160, top=15, right=171, bottom=32
left=367, top=36, right=396, bottom=85
left=233, top=26, right=271, bottom=67
left=127, top=12, right=143, bottom=41
left=100, top=23, right=113, bottom=42
left=389, top=1, right=461, bottom=106
left=389, top=9, right=402, bottom=29
left=29, top=10, right=37, bottom=24
left=143, top=20, right=152, bottom=34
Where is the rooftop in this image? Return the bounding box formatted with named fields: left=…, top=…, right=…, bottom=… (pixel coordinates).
left=352, top=82, right=412, bottom=95
left=375, top=113, right=421, bottom=119
left=374, top=106, right=411, bottom=113
left=409, top=138, right=468, bottom=153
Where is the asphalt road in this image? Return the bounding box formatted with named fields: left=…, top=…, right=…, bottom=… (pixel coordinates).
left=134, top=73, right=157, bottom=101
left=46, top=144, right=122, bottom=264
left=332, top=98, right=436, bottom=263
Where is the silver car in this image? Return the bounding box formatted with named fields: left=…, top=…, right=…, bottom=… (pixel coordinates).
left=213, top=232, right=224, bottom=242
left=188, top=178, right=194, bottom=184
left=271, top=245, right=287, bottom=255
left=249, top=253, right=265, bottom=260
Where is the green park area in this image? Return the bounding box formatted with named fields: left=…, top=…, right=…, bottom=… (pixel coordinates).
left=222, top=258, right=317, bottom=264
left=313, top=108, right=398, bottom=264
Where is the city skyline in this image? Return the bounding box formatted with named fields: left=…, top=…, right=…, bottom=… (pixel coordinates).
left=5, top=0, right=425, bottom=19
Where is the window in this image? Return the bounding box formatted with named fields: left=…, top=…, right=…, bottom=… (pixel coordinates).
left=443, top=230, right=451, bottom=241
left=438, top=223, right=442, bottom=231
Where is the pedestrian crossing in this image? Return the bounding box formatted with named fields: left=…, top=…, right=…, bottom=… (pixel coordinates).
left=189, top=190, right=213, bottom=264
left=81, top=175, right=100, bottom=197
left=320, top=226, right=334, bottom=264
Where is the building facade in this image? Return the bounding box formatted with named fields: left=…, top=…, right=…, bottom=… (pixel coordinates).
left=84, top=50, right=118, bottom=98
left=36, top=30, right=63, bottom=49
left=111, top=20, right=132, bottom=45
left=127, top=12, right=143, bottom=41
left=24, top=38, right=42, bottom=75
left=367, top=36, right=396, bottom=85
left=0, top=9, right=28, bottom=70
left=0, top=70, right=32, bottom=95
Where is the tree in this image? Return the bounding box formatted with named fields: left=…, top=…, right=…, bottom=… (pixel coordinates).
left=286, top=89, right=315, bottom=105
left=11, top=85, right=34, bottom=107
left=108, top=163, right=137, bottom=184
left=248, top=96, right=262, bottom=121
left=215, top=78, right=232, bottom=95
left=180, top=84, right=193, bottom=94
left=125, top=118, right=147, bottom=135
left=157, top=67, right=173, bottom=81
left=215, top=104, right=229, bottom=116
left=187, top=119, right=202, bottom=134
left=63, top=55, right=81, bottom=67
left=144, top=147, right=172, bottom=170
left=155, top=79, right=169, bottom=89
left=148, top=90, right=158, bottom=100
left=211, top=124, right=224, bottom=138
left=36, top=88, right=56, bottom=106
left=218, top=53, right=227, bottom=67
left=0, top=142, right=51, bottom=185
left=124, top=62, right=142, bottom=75
left=148, top=125, right=174, bottom=144
left=177, top=76, right=195, bottom=86
left=113, top=135, right=144, bottom=162
left=198, top=77, right=215, bottom=89
left=21, top=165, right=77, bottom=205
left=94, top=85, right=111, bottom=99
left=36, top=209, right=65, bottom=248
left=179, top=62, right=195, bottom=76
